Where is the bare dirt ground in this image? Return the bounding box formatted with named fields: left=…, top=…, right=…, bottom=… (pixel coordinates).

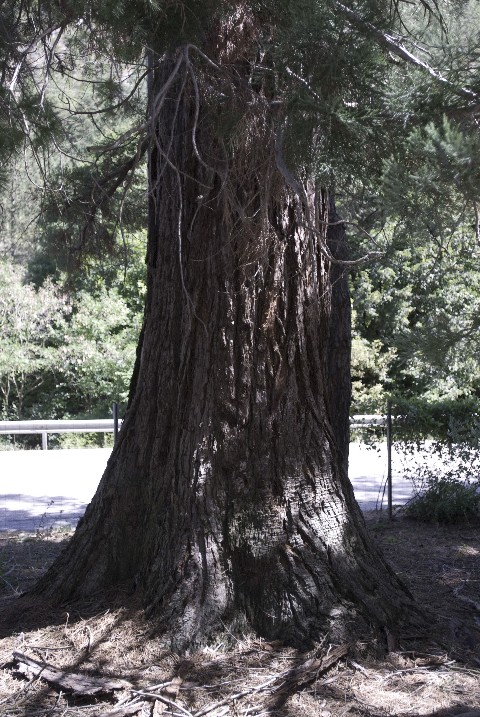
left=0, top=512, right=479, bottom=717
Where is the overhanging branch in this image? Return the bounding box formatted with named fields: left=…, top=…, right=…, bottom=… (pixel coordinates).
left=336, top=2, right=480, bottom=105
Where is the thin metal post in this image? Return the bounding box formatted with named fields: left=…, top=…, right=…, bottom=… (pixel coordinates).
left=112, top=402, right=119, bottom=445
left=42, top=431, right=48, bottom=450
left=386, top=401, right=393, bottom=519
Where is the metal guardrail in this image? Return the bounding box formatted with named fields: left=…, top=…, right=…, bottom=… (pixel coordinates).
left=0, top=414, right=386, bottom=450
left=0, top=411, right=396, bottom=518
left=0, top=417, right=122, bottom=450
left=350, top=414, right=386, bottom=427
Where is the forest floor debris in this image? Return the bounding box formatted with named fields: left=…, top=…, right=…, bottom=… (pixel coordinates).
left=0, top=511, right=479, bottom=717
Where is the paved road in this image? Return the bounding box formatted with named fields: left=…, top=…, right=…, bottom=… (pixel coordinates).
left=0, top=444, right=412, bottom=532
left=0, top=448, right=111, bottom=532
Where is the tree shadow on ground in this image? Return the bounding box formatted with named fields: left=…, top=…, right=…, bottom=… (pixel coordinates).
left=0, top=496, right=85, bottom=532
left=1, top=605, right=480, bottom=716
left=0, top=519, right=479, bottom=716
left=0, top=530, right=73, bottom=603
left=366, top=512, right=480, bottom=666
left=0, top=604, right=151, bottom=714
left=0, top=531, right=109, bottom=641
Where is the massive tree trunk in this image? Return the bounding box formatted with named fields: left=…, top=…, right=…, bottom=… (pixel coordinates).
left=35, top=26, right=417, bottom=650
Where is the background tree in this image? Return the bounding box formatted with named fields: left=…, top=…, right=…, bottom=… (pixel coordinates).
left=0, top=4, right=148, bottom=427
left=0, top=257, right=143, bottom=428
left=349, top=115, right=480, bottom=409
left=339, top=0, right=480, bottom=411
left=0, top=261, right=68, bottom=419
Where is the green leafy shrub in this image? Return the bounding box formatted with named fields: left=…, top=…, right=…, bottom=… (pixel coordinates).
left=389, top=398, right=480, bottom=524
left=51, top=432, right=114, bottom=449
left=0, top=258, right=142, bottom=423
left=0, top=260, right=69, bottom=419
left=404, top=476, right=480, bottom=524
left=390, top=396, right=480, bottom=443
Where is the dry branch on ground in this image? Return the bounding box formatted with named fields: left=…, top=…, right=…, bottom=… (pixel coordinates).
left=13, top=651, right=131, bottom=695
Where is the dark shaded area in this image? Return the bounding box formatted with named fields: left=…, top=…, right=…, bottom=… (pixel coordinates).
left=0, top=533, right=70, bottom=594
left=369, top=513, right=480, bottom=665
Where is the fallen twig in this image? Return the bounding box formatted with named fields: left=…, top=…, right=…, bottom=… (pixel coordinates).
left=132, top=690, right=194, bottom=717
left=13, top=651, right=131, bottom=696
left=193, top=674, right=282, bottom=717
left=94, top=702, right=149, bottom=717
left=193, top=644, right=349, bottom=717
left=264, top=643, right=349, bottom=708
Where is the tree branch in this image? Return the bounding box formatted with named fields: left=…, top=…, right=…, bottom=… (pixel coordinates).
left=7, top=23, right=64, bottom=95
left=336, top=2, right=480, bottom=104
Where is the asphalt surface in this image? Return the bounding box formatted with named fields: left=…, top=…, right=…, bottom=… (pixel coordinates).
left=0, top=444, right=413, bottom=532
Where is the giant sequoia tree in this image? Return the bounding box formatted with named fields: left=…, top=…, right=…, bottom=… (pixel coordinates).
left=4, top=0, right=480, bottom=649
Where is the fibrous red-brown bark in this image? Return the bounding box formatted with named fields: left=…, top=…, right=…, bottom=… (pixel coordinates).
left=35, top=34, right=417, bottom=650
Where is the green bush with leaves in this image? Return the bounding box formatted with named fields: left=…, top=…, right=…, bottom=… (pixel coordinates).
left=390, top=396, right=480, bottom=445
left=0, top=261, right=69, bottom=419
left=351, top=331, right=395, bottom=413
left=55, top=286, right=141, bottom=418
left=404, top=475, right=480, bottom=524
left=0, top=258, right=143, bottom=425
left=386, top=397, right=480, bottom=524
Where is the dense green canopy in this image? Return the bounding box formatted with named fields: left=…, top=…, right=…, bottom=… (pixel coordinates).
left=2, top=1, right=479, bottom=192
